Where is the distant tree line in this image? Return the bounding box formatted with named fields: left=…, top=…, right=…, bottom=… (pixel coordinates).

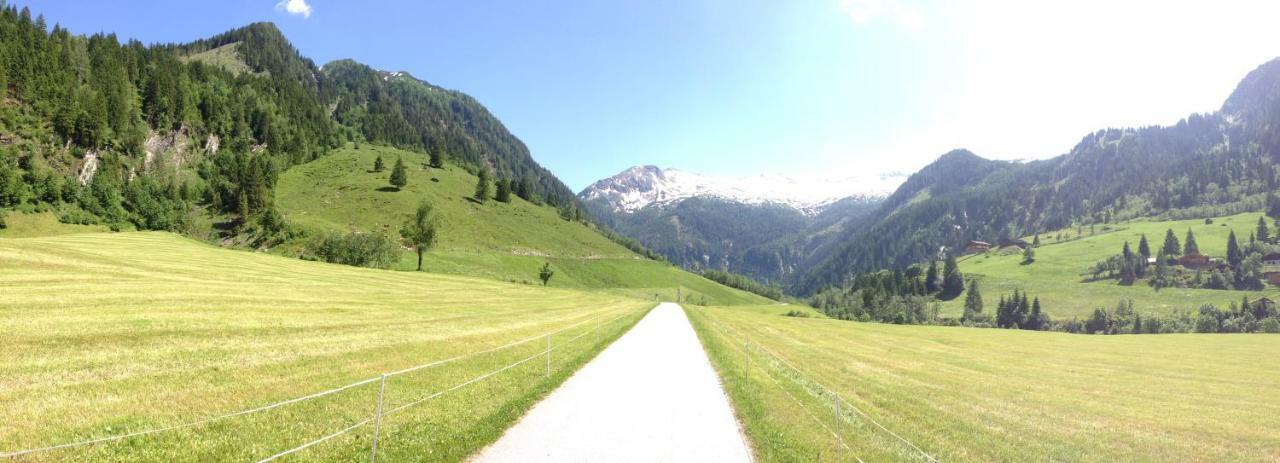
left=700, top=270, right=784, bottom=301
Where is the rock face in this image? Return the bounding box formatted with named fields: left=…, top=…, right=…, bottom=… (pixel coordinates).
left=579, top=165, right=901, bottom=217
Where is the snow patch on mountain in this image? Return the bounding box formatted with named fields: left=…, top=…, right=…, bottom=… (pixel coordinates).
left=579, top=166, right=904, bottom=216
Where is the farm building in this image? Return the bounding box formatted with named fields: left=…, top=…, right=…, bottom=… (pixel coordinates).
left=1263, top=253, right=1280, bottom=266
left=1178, top=253, right=1211, bottom=269
left=966, top=240, right=992, bottom=254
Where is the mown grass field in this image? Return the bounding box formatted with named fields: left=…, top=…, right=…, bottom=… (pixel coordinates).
left=941, top=212, right=1280, bottom=318
left=275, top=145, right=770, bottom=306
left=689, top=305, right=1280, bottom=462
left=0, top=232, right=652, bottom=461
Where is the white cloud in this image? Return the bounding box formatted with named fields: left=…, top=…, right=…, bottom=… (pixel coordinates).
left=838, top=0, right=923, bottom=33
left=275, top=0, right=312, bottom=18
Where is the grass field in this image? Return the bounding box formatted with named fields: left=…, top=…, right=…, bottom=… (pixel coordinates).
left=689, top=305, right=1280, bottom=462
left=0, top=232, right=653, bottom=461
left=275, top=145, right=771, bottom=306
left=941, top=212, right=1280, bottom=318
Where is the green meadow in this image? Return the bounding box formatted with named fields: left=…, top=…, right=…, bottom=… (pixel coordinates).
left=0, top=232, right=653, bottom=461
left=942, top=212, right=1280, bottom=319
left=275, top=145, right=770, bottom=306
left=689, top=304, right=1280, bottom=462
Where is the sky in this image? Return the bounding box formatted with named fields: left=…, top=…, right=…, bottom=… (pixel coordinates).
left=15, top=0, right=1280, bottom=191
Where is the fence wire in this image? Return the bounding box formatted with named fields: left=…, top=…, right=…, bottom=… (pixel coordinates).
left=1, top=308, right=641, bottom=460
left=699, top=311, right=938, bottom=463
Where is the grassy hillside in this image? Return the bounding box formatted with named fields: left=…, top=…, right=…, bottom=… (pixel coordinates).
left=0, top=232, right=652, bottom=461
left=941, top=212, right=1280, bottom=318
left=689, top=305, right=1280, bottom=462
left=275, top=145, right=771, bottom=305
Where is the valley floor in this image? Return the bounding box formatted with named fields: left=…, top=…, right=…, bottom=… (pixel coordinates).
left=690, top=304, right=1280, bottom=462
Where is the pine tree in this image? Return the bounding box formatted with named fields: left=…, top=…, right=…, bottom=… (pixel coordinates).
left=962, top=279, right=983, bottom=322
left=1032, top=233, right=1040, bottom=247
left=1021, top=246, right=1035, bottom=264
left=389, top=157, right=408, bottom=190
left=495, top=177, right=512, bottom=202
left=1184, top=228, right=1199, bottom=255
left=400, top=201, right=439, bottom=271
left=1138, top=234, right=1151, bottom=259
left=428, top=150, right=443, bottom=168
left=941, top=255, right=964, bottom=299
left=1122, top=241, right=1133, bottom=260
left=1162, top=229, right=1181, bottom=257
left=924, top=260, right=939, bottom=294
left=1029, top=297, right=1043, bottom=330
left=373, top=155, right=384, bottom=172
left=474, top=168, right=491, bottom=203
left=1258, top=216, right=1271, bottom=244
left=1227, top=230, right=1243, bottom=269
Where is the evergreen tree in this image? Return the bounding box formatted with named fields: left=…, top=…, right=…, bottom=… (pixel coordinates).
left=1227, top=230, right=1243, bottom=268
left=538, top=262, right=554, bottom=286
left=389, top=157, right=408, bottom=190
left=1184, top=228, right=1199, bottom=255
left=1021, top=246, right=1036, bottom=265
left=1032, top=233, right=1040, bottom=247
left=1029, top=297, right=1044, bottom=330
left=962, top=279, right=983, bottom=322
left=1161, top=229, right=1181, bottom=257
left=1138, top=234, right=1151, bottom=259
left=495, top=177, right=512, bottom=202
left=924, top=260, right=939, bottom=294
left=940, top=255, right=964, bottom=300
left=474, top=168, right=491, bottom=203
left=428, top=150, right=443, bottom=168
left=1268, top=192, right=1280, bottom=219
left=373, top=155, right=384, bottom=172
left=1122, top=241, right=1133, bottom=260
left=1258, top=216, right=1271, bottom=243
left=399, top=201, right=439, bottom=271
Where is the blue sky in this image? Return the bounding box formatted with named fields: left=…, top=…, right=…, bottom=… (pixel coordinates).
left=16, top=1, right=1280, bottom=191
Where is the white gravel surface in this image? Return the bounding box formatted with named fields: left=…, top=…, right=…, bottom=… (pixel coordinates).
left=472, top=303, right=752, bottom=462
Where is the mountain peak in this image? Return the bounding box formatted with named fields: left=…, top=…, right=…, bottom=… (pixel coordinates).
left=579, top=165, right=901, bottom=216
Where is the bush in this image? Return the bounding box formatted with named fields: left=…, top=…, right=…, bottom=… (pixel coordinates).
left=783, top=310, right=810, bottom=318
left=1260, top=317, right=1280, bottom=333
left=0, top=208, right=6, bottom=229
left=310, top=231, right=399, bottom=269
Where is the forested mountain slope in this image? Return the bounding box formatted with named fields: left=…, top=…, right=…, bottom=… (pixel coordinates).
left=0, top=14, right=578, bottom=236
left=797, top=57, right=1280, bottom=294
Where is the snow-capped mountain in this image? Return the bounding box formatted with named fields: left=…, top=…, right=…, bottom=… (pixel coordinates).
left=578, top=165, right=903, bottom=216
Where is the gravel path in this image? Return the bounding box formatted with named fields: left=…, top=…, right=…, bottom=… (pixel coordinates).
left=472, top=303, right=752, bottom=462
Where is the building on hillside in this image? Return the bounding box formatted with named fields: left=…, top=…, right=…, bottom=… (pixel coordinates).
left=1265, top=272, right=1280, bottom=287
left=1263, top=253, right=1280, bottom=266
left=998, top=238, right=1030, bottom=249
left=1178, top=253, right=1211, bottom=269
left=965, top=240, right=993, bottom=254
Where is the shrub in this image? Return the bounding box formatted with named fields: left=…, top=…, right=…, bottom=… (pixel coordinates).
left=1260, top=317, right=1280, bottom=333
left=783, top=310, right=810, bottom=318
left=310, top=231, right=399, bottom=269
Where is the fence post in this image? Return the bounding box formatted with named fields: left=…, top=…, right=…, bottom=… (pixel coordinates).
left=370, top=374, right=387, bottom=463
left=545, top=334, right=551, bottom=378
left=834, top=394, right=842, bottom=463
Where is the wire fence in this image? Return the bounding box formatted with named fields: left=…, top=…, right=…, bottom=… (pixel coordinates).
left=698, top=312, right=939, bottom=463
left=1, top=308, right=643, bottom=461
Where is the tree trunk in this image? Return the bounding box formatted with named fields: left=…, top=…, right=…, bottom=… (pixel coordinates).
left=417, top=249, right=423, bottom=271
